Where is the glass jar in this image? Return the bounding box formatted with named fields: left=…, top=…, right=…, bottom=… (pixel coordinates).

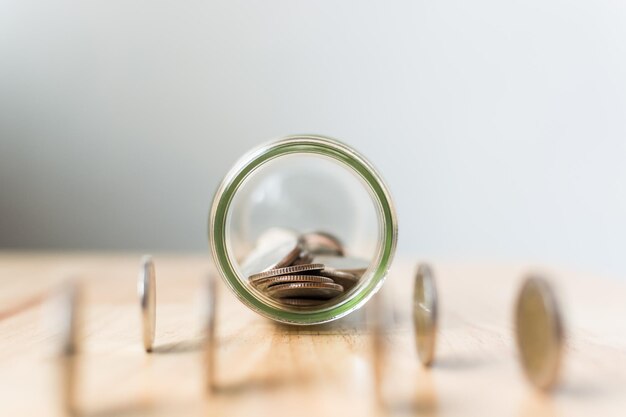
left=209, top=134, right=397, bottom=325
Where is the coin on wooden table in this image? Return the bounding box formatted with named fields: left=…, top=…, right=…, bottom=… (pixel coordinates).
left=45, top=281, right=83, bottom=356
left=279, top=298, right=329, bottom=307
left=266, top=282, right=344, bottom=299
left=515, top=275, right=565, bottom=391
left=241, top=235, right=303, bottom=276
left=413, top=263, right=438, bottom=366
left=46, top=281, right=82, bottom=415
left=253, top=275, right=335, bottom=291
left=202, top=274, right=217, bottom=393
left=138, top=255, right=156, bottom=352
left=318, top=268, right=359, bottom=290
left=248, top=263, right=324, bottom=282
left=300, top=231, right=345, bottom=256
left=368, top=293, right=385, bottom=406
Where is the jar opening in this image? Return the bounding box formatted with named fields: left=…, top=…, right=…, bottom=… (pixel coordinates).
left=226, top=153, right=381, bottom=309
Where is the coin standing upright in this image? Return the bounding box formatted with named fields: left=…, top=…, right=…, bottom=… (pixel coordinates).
left=44, top=281, right=83, bottom=415
left=413, top=263, right=439, bottom=366
left=138, top=256, right=156, bottom=352
left=203, top=274, right=217, bottom=393
left=515, top=275, right=565, bottom=391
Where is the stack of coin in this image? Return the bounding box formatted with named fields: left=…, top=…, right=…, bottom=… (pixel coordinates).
left=244, top=230, right=368, bottom=307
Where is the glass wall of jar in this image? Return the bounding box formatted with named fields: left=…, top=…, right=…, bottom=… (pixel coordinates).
left=209, top=135, right=397, bottom=325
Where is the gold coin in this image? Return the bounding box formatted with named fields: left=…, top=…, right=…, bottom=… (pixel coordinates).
left=515, top=275, right=564, bottom=390
left=248, top=263, right=325, bottom=282
left=266, top=282, right=344, bottom=299
left=413, top=263, right=438, bottom=366
left=253, top=274, right=335, bottom=291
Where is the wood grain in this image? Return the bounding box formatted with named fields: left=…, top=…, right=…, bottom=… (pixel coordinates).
left=0, top=252, right=625, bottom=416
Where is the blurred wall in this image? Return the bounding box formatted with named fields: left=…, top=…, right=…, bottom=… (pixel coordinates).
left=1, top=1, right=625, bottom=277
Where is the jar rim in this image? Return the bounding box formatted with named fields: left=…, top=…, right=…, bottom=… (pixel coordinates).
left=209, top=134, right=398, bottom=324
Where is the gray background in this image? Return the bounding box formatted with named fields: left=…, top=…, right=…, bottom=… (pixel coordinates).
left=1, top=1, right=625, bottom=278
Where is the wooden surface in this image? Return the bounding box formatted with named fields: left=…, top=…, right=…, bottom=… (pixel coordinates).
left=1, top=252, right=625, bottom=416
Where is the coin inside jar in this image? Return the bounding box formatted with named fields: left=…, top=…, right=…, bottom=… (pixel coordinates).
left=266, top=282, right=344, bottom=299
left=253, top=275, right=335, bottom=291
left=312, top=255, right=369, bottom=276
left=241, top=235, right=303, bottom=276
left=248, top=263, right=325, bottom=282
left=279, top=298, right=329, bottom=307
left=515, top=275, right=565, bottom=391
left=300, top=231, right=345, bottom=256
left=290, top=251, right=315, bottom=266
left=255, top=227, right=299, bottom=249
left=243, top=230, right=370, bottom=308
left=318, top=268, right=358, bottom=291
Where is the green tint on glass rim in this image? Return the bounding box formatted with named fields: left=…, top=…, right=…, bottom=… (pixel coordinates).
left=209, top=135, right=398, bottom=325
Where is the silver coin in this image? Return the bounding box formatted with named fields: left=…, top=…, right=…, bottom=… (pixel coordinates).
left=46, top=281, right=82, bottom=414
left=300, top=231, right=345, bottom=256
left=413, top=263, right=438, bottom=366
left=312, top=255, right=369, bottom=274
left=369, top=294, right=385, bottom=405
left=345, top=267, right=367, bottom=277
left=279, top=298, right=329, bottom=307
left=50, top=281, right=82, bottom=356
left=138, top=255, right=156, bottom=353
left=254, top=274, right=335, bottom=291
left=318, top=268, right=359, bottom=290
left=255, top=227, right=299, bottom=248
left=290, top=250, right=315, bottom=266
left=202, top=274, right=217, bottom=393
left=266, top=282, right=344, bottom=299
left=249, top=263, right=325, bottom=282
left=241, top=235, right=302, bottom=276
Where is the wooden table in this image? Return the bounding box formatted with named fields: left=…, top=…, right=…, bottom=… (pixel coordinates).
left=1, top=252, right=625, bottom=416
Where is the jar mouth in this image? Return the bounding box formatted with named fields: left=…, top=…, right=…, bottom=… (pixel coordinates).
left=209, top=135, right=398, bottom=325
